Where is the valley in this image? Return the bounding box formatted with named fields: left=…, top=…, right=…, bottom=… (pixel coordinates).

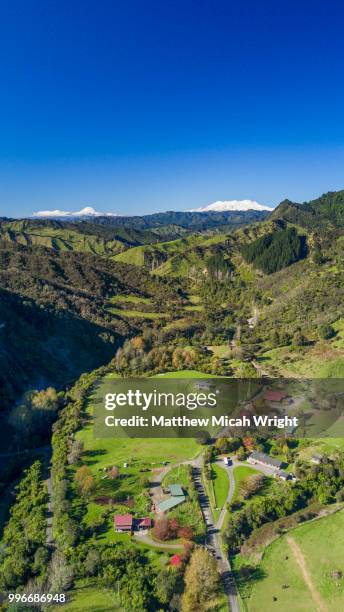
left=1, top=190, right=344, bottom=611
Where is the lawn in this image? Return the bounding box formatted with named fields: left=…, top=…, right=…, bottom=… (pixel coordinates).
left=261, top=345, right=344, bottom=378
left=212, top=463, right=229, bottom=508
left=52, top=579, right=124, bottom=611
left=245, top=510, right=344, bottom=611
left=233, top=466, right=260, bottom=500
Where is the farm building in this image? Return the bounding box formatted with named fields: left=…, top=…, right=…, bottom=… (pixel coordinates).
left=169, top=484, right=184, bottom=497
left=248, top=451, right=283, bottom=470
left=156, top=496, right=185, bottom=513
left=114, top=514, right=133, bottom=532
left=156, top=483, right=186, bottom=513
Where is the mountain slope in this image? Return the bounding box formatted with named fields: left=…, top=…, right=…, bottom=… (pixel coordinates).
left=0, top=241, right=182, bottom=410
left=269, top=190, right=344, bottom=229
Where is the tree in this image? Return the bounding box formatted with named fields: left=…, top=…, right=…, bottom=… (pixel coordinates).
left=153, top=517, right=171, bottom=541
left=318, top=323, right=335, bottom=340
left=214, top=437, right=228, bottom=453
left=32, top=387, right=59, bottom=411
left=178, top=526, right=194, bottom=540
left=292, top=330, right=307, bottom=346
left=270, top=330, right=280, bottom=348
left=156, top=567, right=181, bottom=605
left=84, top=549, right=101, bottom=576
left=75, top=465, right=96, bottom=499
left=236, top=447, right=247, bottom=461
left=131, top=336, right=145, bottom=352
left=240, top=474, right=265, bottom=499
left=48, top=550, right=74, bottom=592
left=67, top=439, right=84, bottom=465
left=182, top=547, right=220, bottom=611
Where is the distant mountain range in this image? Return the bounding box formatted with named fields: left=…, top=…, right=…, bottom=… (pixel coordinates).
left=33, top=206, right=117, bottom=218
left=191, top=199, right=273, bottom=212
left=31, top=199, right=273, bottom=219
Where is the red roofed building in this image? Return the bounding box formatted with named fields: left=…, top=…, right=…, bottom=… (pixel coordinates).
left=264, top=390, right=286, bottom=403
left=136, top=517, right=152, bottom=530
left=114, top=514, right=133, bottom=532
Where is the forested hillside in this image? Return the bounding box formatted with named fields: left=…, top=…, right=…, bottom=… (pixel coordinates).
left=0, top=241, right=182, bottom=411
left=2, top=188, right=344, bottom=409
left=269, top=189, right=344, bottom=229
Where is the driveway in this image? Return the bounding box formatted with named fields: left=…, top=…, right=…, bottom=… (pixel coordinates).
left=191, top=464, right=240, bottom=612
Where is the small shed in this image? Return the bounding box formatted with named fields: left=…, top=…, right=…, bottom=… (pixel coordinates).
left=169, top=484, right=184, bottom=497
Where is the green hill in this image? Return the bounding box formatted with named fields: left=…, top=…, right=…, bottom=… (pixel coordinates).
left=270, top=190, right=344, bottom=229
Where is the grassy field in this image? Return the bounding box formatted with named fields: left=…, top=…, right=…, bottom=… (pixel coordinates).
left=53, top=580, right=124, bottom=611
left=261, top=345, right=344, bottom=378
left=212, top=464, right=230, bottom=508
left=107, top=306, right=167, bottom=319
left=245, top=510, right=344, bottom=611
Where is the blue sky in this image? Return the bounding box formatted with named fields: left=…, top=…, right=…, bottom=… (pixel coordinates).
left=1, top=0, right=344, bottom=217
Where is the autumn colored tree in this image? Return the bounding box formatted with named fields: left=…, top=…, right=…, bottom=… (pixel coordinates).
left=131, top=336, right=145, bottom=352
left=181, top=547, right=220, bottom=611
left=153, top=517, right=171, bottom=541
left=177, top=526, right=194, bottom=540
left=168, top=517, right=180, bottom=536
left=75, top=465, right=96, bottom=499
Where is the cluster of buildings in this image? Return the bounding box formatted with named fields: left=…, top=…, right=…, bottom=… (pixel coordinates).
left=156, top=483, right=186, bottom=513
left=114, top=514, right=152, bottom=533
left=114, top=483, right=186, bottom=532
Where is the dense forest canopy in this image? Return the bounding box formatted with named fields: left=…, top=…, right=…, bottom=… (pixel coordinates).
left=241, top=227, right=307, bottom=273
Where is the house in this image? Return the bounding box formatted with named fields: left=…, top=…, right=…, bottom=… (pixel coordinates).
left=264, top=390, right=287, bottom=403
left=248, top=451, right=283, bottom=470
left=311, top=454, right=323, bottom=465
left=275, top=470, right=290, bottom=481
left=114, top=514, right=133, bottom=532
left=135, top=517, right=152, bottom=531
